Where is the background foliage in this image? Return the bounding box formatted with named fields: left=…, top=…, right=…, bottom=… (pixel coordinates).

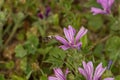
left=0, top=0, right=120, bottom=80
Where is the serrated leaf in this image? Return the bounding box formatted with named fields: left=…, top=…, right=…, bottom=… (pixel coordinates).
left=15, top=44, right=27, bottom=58
left=46, top=47, right=66, bottom=67
left=37, top=46, right=53, bottom=55
left=24, top=34, right=39, bottom=54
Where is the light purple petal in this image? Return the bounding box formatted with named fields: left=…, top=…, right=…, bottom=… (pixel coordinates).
left=79, top=61, right=114, bottom=80
left=55, top=35, right=68, bottom=45
left=78, top=61, right=93, bottom=80
left=63, top=28, right=72, bottom=43
left=48, top=77, right=57, bottom=80
left=91, top=7, right=106, bottom=15
left=93, top=63, right=106, bottom=80
left=68, top=25, right=76, bottom=34
left=97, top=0, right=114, bottom=10
left=104, top=78, right=114, bottom=80
left=68, top=25, right=76, bottom=43
left=97, top=0, right=114, bottom=13
left=108, top=0, right=114, bottom=8
left=59, top=45, right=70, bottom=50
left=87, top=61, right=94, bottom=80
left=82, top=61, right=87, bottom=70
left=82, top=61, right=91, bottom=79
left=54, top=68, right=66, bottom=80
left=97, top=0, right=108, bottom=10
left=97, top=0, right=102, bottom=3
left=63, top=26, right=76, bottom=44
left=75, top=26, right=88, bottom=43
left=78, top=67, right=88, bottom=80
left=74, top=42, right=82, bottom=50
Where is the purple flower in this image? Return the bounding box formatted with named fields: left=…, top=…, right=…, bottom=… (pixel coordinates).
left=38, top=13, right=44, bottom=19
left=91, top=0, right=114, bottom=15
left=48, top=68, right=69, bottom=80
left=78, top=61, right=114, bottom=80
left=45, top=6, right=51, bottom=17
left=38, top=6, right=51, bottom=19
left=55, top=25, right=88, bottom=50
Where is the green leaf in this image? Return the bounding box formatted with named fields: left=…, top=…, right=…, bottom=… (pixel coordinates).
left=16, top=30, right=25, bottom=41
left=20, top=57, right=27, bottom=72
left=81, top=34, right=88, bottom=49
left=0, top=11, right=7, bottom=23
left=93, top=43, right=104, bottom=58
left=115, top=75, right=120, bottom=80
left=32, top=21, right=46, bottom=37
left=27, top=34, right=39, bottom=47
left=102, top=70, right=114, bottom=79
left=15, top=44, right=27, bottom=58
left=26, top=71, right=33, bottom=80
left=85, top=0, right=100, bottom=7
left=24, top=34, right=39, bottom=54
left=0, top=74, right=5, bottom=80
left=59, top=0, right=73, bottom=11
left=20, top=57, right=33, bottom=79
left=40, top=75, right=47, bottom=80
left=11, top=75, right=26, bottom=80
left=50, top=14, right=59, bottom=25
left=13, top=12, right=25, bottom=24
left=5, top=61, right=14, bottom=69
left=37, top=46, right=53, bottom=55
left=86, top=14, right=103, bottom=32
left=68, top=73, right=75, bottom=80
left=46, top=47, right=66, bottom=67
left=105, top=36, right=120, bottom=59
left=111, top=19, right=120, bottom=31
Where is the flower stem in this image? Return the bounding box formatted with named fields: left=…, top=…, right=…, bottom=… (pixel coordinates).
left=110, top=50, right=120, bottom=70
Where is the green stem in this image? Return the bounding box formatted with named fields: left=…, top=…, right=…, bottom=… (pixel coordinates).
left=72, top=49, right=80, bottom=75
left=39, top=68, right=44, bottom=75
left=0, top=24, right=3, bottom=52
left=5, top=24, right=20, bottom=45
left=110, top=50, right=120, bottom=70
left=3, top=23, right=12, bottom=36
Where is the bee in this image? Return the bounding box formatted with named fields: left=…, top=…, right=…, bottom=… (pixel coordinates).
left=43, top=35, right=55, bottom=43
left=39, top=35, right=55, bottom=43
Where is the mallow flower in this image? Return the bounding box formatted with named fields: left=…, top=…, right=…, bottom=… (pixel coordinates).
left=78, top=61, right=114, bottom=80
left=91, top=0, right=114, bottom=15
left=38, top=6, right=51, bottom=19
left=48, top=68, right=69, bottom=80
left=55, top=25, right=88, bottom=50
